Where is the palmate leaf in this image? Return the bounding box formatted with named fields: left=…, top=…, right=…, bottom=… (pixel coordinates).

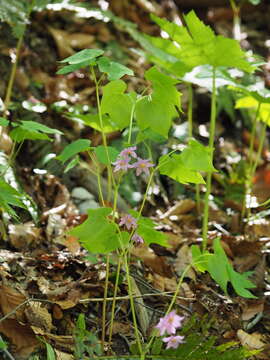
left=129, top=210, right=168, bottom=247
left=57, top=139, right=91, bottom=163
left=135, top=66, right=181, bottom=138
left=0, top=179, right=26, bottom=219
left=150, top=11, right=255, bottom=73
left=207, top=238, right=257, bottom=298
left=69, top=208, right=128, bottom=253
left=159, top=153, right=205, bottom=184
left=100, top=80, right=136, bottom=129
left=97, top=56, right=134, bottom=80
left=235, top=96, right=270, bottom=126
left=10, top=120, right=62, bottom=142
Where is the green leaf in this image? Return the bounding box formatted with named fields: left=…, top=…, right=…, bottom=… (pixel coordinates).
left=135, top=66, right=181, bottom=138
left=130, top=210, right=168, bottom=247
left=181, top=139, right=217, bottom=172
left=158, top=153, right=205, bottom=184
left=191, top=245, right=210, bottom=272
left=150, top=11, right=255, bottom=73
left=94, top=145, right=119, bottom=165
left=10, top=121, right=62, bottom=142
left=248, top=0, right=261, bottom=4
left=64, top=156, right=80, bottom=173
left=235, top=96, right=270, bottom=126
left=69, top=207, right=124, bottom=253
left=0, top=179, right=27, bottom=219
left=60, top=49, right=104, bottom=64
left=101, top=80, right=135, bottom=129
left=0, top=338, right=7, bottom=350
left=0, top=117, right=9, bottom=127
left=68, top=113, right=120, bottom=133
left=57, top=139, right=91, bottom=163
left=45, top=342, right=56, bottom=360
left=56, top=60, right=93, bottom=75
left=97, top=56, right=133, bottom=80
left=207, top=238, right=256, bottom=298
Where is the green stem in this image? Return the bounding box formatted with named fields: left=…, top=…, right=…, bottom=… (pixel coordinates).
left=101, top=254, right=111, bottom=350
left=246, top=121, right=267, bottom=219
left=127, top=103, right=136, bottom=145
left=123, top=250, right=143, bottom=355
left=241, top=102, right=261, bottom=219
left=187, top=83, right=193, bottom=139
left=87, top=151, right=105, bottom=206
left=202, top=67, right=217, bottom=252
left=108, top=255, right=123, bottom=347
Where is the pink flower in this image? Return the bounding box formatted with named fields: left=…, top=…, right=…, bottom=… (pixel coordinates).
left=155, top=311, right=184, bottom=336
left=119, top=146, right=137, bottom=159
left=113, top=157, right=133, bottom=172
left=119, top=214, right=137, bottom=230
left=162, top=335, right=185, bottom=349
left=132, top=158, right=154, bottom=176
left=132, top=233, right=144, bottom=245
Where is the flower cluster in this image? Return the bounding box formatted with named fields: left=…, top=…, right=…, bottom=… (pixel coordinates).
left=155, top=310, right=185, bottom=349
left=119, top=214, right=144, bottom=245
left=113, top=146, right=154, bottom=176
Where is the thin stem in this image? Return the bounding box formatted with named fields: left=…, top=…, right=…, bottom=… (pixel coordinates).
left=3, top=34, right=24, bottom=117
left=187, top=83, right=193, bottom=139
left=127, top=103, right=136, bottom=145
left=202, top=67, right=217, bottom=252
left=101, top=254, right=111, bottom=350
left=241, top=102, right=261, bottom=219
left=123, top=250, right=143, bottom=355
left=87, top=151, right=105, bottom=206
left=246, top=121, right=267, bottom=219
left=108, top=255, right=123, bottom=347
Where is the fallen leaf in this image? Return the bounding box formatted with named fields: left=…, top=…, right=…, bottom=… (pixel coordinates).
left=25, top=301, right=53, bottom=332
left=106, top=321, right=132, bottom=335
left=241, top=299, right=265, bottom=321
left=237, top=329, right=265, bottom=349
left=174, top=244, right=196, bottom=280
left=8, top=222, right=41, bottom=250
left=0, top=319, right=39, bottom=358
left=55, top=349, right=74, bottom=360
left=0, top=284, right=26, bottom=321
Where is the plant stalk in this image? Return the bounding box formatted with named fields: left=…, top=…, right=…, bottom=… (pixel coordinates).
left=202, top=67, right=217, bottom=252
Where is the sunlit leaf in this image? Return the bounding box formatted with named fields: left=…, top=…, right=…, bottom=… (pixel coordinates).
left=181, top=139, right=217, bottom=172
left=60, top=49, right=104, bottom=64
left=57, top=139, right=91, bottom=163
left=135, top=66, right=181, bottom=138
left=97, top=56, right=133, bottom=80
left=94, top=145, right=119, bottom=165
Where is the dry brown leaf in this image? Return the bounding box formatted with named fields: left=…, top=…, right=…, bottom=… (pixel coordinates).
left=48, top=27, right=74, bottom=58
left=52, top=304, right=64, bottom=320
left=180, top=282, right=195, bottom=299
left=131, top=245, right=173, bottom=277
left=8, top=222, right=41, bottom=250
left=174, top=244, right=196, bottom=280
left=0, top=319, right=39, bottom=358
left=55, top=350, right=74, bottom=360
left=241, top=299, right=264, bottom=321
left=161, top=199, right=195, bottom=218
left=237, top=329, right=265, bottom=349
left=25, top=301, right=53, bottom=332
left=54, top=299, right=77, bottom=310
left=106, top=321, right=132, bottom=336
left=65, top=235, right=81, bottom=254
left=44, top=334, right=74, bottom=352
left=0, top=284, right=26, bottom=321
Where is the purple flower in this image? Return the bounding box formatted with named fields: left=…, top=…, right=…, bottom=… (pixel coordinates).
left=119, top=214, right=137, bottom=230
left=132, top=233, right=144, bottom=245
left=119, top=146, right=137, bottom=159
left=155, top=311, right=184, bottom=336
left=132, top=158, right=154, bottom=176
left=113, top=157, right=133, bottom=172
left=162, top=335, right=185, bottom=349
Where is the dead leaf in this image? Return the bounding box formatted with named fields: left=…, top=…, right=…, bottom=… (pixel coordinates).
left=25, top=301, right=53, bottom=332
left=0, top=284, right=26, bottom=321
left=106, top=321, right=132, bottom=336
left=174, top=244, right=196, bottom=280
left=65, top=235, right=81, bottom=254
left=241, top=299, right=265, bottom=321
left=48, top=27, right=74, bottom=58
left=8, top=222, right=41, bottom=250
left=0, top=319, right=39, bottom=358
left=55, top=350, right=74, bottom=360
left=131, top=245, right=173, bottom=277
left=237, top=329, right=265, bottom=349
left=161, top=199, right=195, bottom=218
